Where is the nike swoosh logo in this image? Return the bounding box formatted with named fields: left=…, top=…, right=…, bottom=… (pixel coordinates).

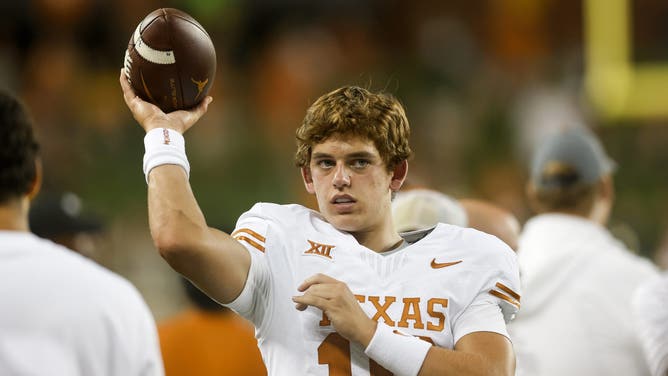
left=430, top=258, right=463, bottom=269
left=392, top=330, right=410, bottom=337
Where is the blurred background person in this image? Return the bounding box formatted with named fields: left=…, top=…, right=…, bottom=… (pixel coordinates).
left=0, top=90, right=163, bottom=375
left=158, top=278, right=267, bottom=376
left=633, top=271, right=668, bottom=376
left=29, top=190, right=103, bottom=260
left=392, top=187, right=520, bottom=251
left=459, top=198, right=521, bottom=252
left=392, top=188, right=468, bottom=231
left=509, top=126, right=659, bottom=376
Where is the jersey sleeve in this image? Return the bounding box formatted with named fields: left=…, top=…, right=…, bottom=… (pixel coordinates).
left=452, top=301, right=509, bottom=344
left=224, top=203, right=275, bottom=326
left=452, top=233, right=521, bottom=343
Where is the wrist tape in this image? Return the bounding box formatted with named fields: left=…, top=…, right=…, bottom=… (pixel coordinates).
left=364, top=323, right=432, bottom=376
left=143, top=128, right=190, bottom=183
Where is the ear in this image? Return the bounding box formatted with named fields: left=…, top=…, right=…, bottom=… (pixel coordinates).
left=389, top=160, right=408, bottom=192
left=28, top=158, right=42, bottom=201
left=525, top=182, right=541, bottom=214
left=599, top=174, right=615, bottom=203
left=591, top=175, right=614, bottom=225
left=301, top=166, right=315, bottom=194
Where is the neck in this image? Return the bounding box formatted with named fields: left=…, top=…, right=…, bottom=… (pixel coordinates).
left=351, top=225, right=403, bottom=254
left=0, top=197, right=30, bottom=232
left=588, top=198, right=611, bottom=226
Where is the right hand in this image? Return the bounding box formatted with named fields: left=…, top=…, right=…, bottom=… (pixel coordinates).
left=119, top=69, right=212, bottom=134
left=293, top=273, right=377, bottom=347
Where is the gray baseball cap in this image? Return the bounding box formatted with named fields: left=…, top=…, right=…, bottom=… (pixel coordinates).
left=530, top=127, right=616, bottom=188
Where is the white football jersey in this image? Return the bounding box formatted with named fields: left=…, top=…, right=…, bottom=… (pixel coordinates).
left=227, top=203, right=520, bottom=376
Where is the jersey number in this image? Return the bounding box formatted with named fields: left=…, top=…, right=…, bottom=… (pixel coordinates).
left=318, top=332, right=392, bottom=376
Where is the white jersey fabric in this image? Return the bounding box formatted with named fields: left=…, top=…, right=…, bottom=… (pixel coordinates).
left=0, top=231, right=163, bottom=376
left=632, top=272, right=668, bottom=376
left=509, top=214, right=658, bottom=376
left=227, top=203, right=520, bottom=376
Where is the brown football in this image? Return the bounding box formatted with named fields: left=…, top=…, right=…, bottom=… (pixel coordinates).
left=123, top=8, right=216, bottom=113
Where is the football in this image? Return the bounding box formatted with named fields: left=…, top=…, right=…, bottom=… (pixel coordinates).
left=123, top=8, right=216, bottom=113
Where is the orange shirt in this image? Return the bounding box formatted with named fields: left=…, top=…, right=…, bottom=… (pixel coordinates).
left=158, top=308, right=267, bottom=376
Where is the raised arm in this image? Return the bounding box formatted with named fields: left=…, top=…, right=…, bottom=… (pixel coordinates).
left=120, top=70, right=250, bottom=304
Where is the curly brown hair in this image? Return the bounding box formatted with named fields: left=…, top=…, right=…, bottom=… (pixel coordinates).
left=295, top=86, right=412, bottom=170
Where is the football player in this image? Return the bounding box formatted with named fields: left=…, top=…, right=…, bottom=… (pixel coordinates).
left=121, top=71, right=520, bottom=376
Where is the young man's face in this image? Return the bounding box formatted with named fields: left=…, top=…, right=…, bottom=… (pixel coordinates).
left=302, top=134, right=405, bottom=234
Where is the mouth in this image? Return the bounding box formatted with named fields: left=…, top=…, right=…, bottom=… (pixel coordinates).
left=330, top=195, right=356, bottom=212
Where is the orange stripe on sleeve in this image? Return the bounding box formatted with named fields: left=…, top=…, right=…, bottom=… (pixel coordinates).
left=489, top=290, right=521, bottom=309
left=231, top=228, right=266, bottom=243
left=233, top=235, right=265, bottom=253
left=495, top=282, right=521, bottom=301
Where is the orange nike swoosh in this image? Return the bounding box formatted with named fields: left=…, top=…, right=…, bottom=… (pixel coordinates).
left=392, top=330, right=410, bottom=337
left=430, top=259, right=463, bottom=269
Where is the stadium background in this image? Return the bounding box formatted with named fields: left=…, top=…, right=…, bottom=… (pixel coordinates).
left=1, top=0, right=666, bottom=318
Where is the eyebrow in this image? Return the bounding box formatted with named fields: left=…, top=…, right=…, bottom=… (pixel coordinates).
left=311, top=151, right=377, bottom=160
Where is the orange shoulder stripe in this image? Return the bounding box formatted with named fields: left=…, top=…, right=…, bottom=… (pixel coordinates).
left=489, top=290, right=521, bottom=309
left=233, top=235, right=265, bottom=253
left=231, top=228, right=266, bottom=243
left=495, top=282, right=521, bottom=301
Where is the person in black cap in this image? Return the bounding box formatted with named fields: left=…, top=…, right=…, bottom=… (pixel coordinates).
left=29, top=191, right=103, bottom=259
left=508, top=126, right=659, bottom=376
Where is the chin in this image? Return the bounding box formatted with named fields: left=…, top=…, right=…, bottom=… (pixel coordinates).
left=325, top=213, right=362, bottom=233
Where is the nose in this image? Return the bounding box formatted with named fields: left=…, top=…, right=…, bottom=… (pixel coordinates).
left=332, top=164, right=351, bottom=189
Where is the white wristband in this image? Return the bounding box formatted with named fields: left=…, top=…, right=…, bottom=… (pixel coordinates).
left=142, top=128, right=190, bottom=183
left=364, top=323, right=432, bottom=376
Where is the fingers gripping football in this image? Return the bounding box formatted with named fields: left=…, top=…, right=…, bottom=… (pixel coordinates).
left=120, top=69, right=212, bottom=133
